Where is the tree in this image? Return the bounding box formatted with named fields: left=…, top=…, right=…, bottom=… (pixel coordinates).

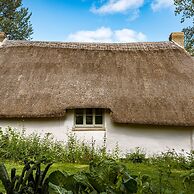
left=0, top=0, right=33, bottom=40
left=174, top=0, right=194, bottom=56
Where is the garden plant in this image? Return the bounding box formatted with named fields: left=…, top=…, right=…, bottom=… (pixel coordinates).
left=0, top=127, right=194, bottom=193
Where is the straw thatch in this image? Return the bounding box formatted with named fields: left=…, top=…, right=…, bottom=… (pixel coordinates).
left=0, top=40, right=194, bottom=126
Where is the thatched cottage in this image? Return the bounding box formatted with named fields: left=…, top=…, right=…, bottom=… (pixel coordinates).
left=0, top=32, right=194, bottom=154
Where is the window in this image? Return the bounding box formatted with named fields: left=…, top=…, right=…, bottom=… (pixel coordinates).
left=74, top=108, right=104, bottom=130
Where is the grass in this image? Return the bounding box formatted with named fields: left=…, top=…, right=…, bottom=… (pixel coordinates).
left=0, top=160, right=192, bottom=194
left=0, top=160, right=89, bottom=193
left=0, top=129, right=194, bottom=193
left=125, top=162, right=190, bottom=193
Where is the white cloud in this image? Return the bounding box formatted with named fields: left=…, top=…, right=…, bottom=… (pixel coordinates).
left=151, top=0, right=174, bottom=11
left=114, top=29, right=146, bottom=42
left=67, top=27, right=113, bottom=42
left=66, top=27, right=147, bottom=43
left=91, top=0, right=144, bottom=14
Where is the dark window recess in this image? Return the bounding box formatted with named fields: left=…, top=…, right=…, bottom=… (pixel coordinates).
left=95, top=108, right=103, bottom=124
left=76, top=109, right=84, bottom=114
left=75, top=109, right=84, bottom=125
left=95, top=116, right=103, bottom=124
left=86, top=108, right=93, bottom=114
left=86, top=108, right=93, bottom=125
left=75, top=108, right=104, bottom=127
left=76, top=115, right=83, bottom=125
left=95, top=108, right=103, bottom=115
left=86, top=116, right=93, bottom=124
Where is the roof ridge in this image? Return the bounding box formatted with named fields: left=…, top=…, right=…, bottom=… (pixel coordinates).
left=1, top=40, right=180, bottom=51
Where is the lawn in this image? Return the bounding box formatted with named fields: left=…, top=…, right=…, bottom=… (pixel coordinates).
left=0, top=161, right=88, bottom=193
left=0, top=160, right=192, bottom=194
left=0, top=129, right=193, bottom=193
left=125, top=162, right=191, bottom=193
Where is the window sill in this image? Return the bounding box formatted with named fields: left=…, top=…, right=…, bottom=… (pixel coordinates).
left=72, top=127, right=105, bottom=131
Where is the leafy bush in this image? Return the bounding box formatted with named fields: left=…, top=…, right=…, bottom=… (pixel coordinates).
left=181, top=169, right=194, bottom=193
left=150, top=149, right=194, bottom=170
left=0, top=127, right=115, bottom=164
left=1, top=127, right=194, bottom=170
left=125, top=147, right=147, bottom=163
left=0, top=127, right=65, bottom=162
left=48, top=159, right=138, bottom=194
left=1, top=159, right=194, bottom=194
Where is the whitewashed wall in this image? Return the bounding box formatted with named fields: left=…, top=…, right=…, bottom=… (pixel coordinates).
left=105, top=115, right=193, bottom=154
left=0, top=110, right=193, bottom=155
left=0, top=110, right=106, bottom=147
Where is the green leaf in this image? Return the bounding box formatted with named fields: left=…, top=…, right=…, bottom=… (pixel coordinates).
left=48, top=170, right=76, bottom=191
left=123, top=173, right=138, bottom=193
left=49, top=182, right=73, bottom=194
left=0, top=163, right=12, bottom=193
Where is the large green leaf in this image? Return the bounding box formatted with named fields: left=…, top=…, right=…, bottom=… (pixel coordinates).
left=74, top=173, right=96, bottom=192
left=49, top=182, right=73, bottom=194
left=48, top=170, right=76, bottom=191
left=49, top=170, right=98, bottom=193
left=123, top=173, right=138, bottom=193
left=48, top=160, right=138, bottom=194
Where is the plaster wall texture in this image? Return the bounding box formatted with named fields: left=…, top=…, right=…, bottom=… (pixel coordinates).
left=106, top=115, right=192, bottom=154
left=0, top=110, right=193, bottom=154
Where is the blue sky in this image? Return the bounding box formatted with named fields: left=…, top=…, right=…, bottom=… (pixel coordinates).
left=23, top=0, right=189, bottom=42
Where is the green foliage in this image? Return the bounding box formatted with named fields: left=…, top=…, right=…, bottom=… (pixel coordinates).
left=0, top=0, right=33, bottom=40
left=0, top=160, right=52, bottom=194
left=125, top=147, right=147, bottom=164
left=174, top=0, right=194, bottom=23
left=1, top=127, right=194, bottom=193
left=48, top=160, right=138, bottom=194
left=0, top=127, right=114, bottom=164
left=181, top=169, right=194, bottom=193
left=47, top=159, right=194, bottom=194
left=150, top=149, right=194, bottom=170
left=174, top=0, right=194, bottom=55
left=1, top=159, right=194, bottom=194
left=135, top=173, right=153, bottom=194
left=182, top=26, right=194, bottom=55
left=0, top=127, right=65, bottom=162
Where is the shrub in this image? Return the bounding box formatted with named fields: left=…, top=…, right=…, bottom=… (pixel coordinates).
left=0, top=127, right=66, bottom=162
left=125, top=147, right=147, bottom=163
left=150, top=149, right=194, bottom=170
left=181, top=169, right=194, bottom=193
left=0, top=127, right=114, bottom=164
left=48, top=159, right=138, bottom=194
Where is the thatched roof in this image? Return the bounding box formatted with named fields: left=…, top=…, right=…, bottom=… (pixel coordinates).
left=0, top=39, right=194, bottom=126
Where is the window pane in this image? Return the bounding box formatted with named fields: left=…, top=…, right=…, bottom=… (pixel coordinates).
left=95, top=108, right=102, bottom=115
left=76, top=109, right=84, bottom=114
left=86, top=108, right=93, bottom=115
left=95, top=116, right=103, bottom=124
left=76, top=116, right=83, bottom=125
left=86, top=116, right=93, bottom=125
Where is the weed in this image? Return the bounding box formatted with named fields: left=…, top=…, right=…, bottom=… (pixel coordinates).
left=125, top=147, right=147, bottom=163
left=0, top=128, right=115, bottom=164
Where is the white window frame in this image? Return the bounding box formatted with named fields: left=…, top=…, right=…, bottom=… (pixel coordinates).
left=74, top=108, right=105, bottom=131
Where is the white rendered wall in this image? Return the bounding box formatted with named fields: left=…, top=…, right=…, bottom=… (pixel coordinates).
left=105, top=113, right=193, bottom=154
left=0, top=110, right=193, bottom=154
left=0, top=110, right=106, bottom=147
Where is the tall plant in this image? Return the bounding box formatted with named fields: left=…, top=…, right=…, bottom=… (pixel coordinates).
left=0, top=160, right=52, bottom=194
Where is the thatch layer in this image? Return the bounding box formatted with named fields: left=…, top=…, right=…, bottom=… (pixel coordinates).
left=0, top=40, right=194, bottom=126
